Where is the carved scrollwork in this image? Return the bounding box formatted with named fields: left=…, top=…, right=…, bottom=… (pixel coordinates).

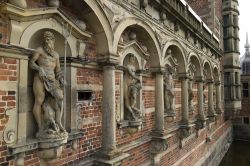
left=99, top=0, right=129, bottom=25
left=4, top=108, right=17, bottom=144
left=76, top=103, right=83, bottom=130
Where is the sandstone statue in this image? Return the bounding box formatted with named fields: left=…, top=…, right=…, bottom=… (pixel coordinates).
left=203, top=85, right=206, bottom=105
left=164, top=68, right=175, bottom=115
left=124, top=54, right=142, bottom=120
left=30, top=31, right=67, bottom=139
left=188, top=81, right=195, bottom=112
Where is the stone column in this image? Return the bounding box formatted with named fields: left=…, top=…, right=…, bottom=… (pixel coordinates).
left=197, top=79, right=206, bottom=120
left=180, top=76, right=189, bottom=124
left=101, top=65, right=117, bottom=157
left=154, top=72, right=165, bottom=136
left=207, top=80, right=216, bottom=118
left=150, top=70, right=168, bottom=155
left=215, top=81, right=222, bottom=114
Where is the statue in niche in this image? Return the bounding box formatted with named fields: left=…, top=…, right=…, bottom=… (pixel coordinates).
left=203, top=84, right=207, bottom=109
left=164, top=67, right=175, bottom=116
left=203, top=69, right=207, bottom=109
left=188, top=67, right=195, bottom=113
left=124, top=54, right=142, bottom=121
left=30, top=31, right=67, bottom=139
left=188, top=80, right=195, bottom=113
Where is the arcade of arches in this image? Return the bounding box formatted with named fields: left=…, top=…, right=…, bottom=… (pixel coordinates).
left=0, top=0, right=240, bottom=165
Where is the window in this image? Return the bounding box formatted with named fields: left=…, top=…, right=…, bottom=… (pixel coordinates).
left=223, top=15, right=229, bottom=26
left=243, top=117, right=250, bottom=124
left=77, top=90, right=93, bottom=101
left=243, top=83, right=249, bottom=98
left=224, top=72, right=230, bottom=85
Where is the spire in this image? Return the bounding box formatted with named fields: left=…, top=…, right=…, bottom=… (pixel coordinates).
left=245, top=32, right=250, bottom=49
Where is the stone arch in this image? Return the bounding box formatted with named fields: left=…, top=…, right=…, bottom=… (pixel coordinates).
left=202, top=60, right=213, bottom=80
left=120, top=47, right=143, bottom=69
left=83, top=0, right=113, bottom=54
left=162, top=39, right=187, bottom=74
left=20, top=19, right=75, bottom=56
left=187, top=52, right=202, bottom=79
left=20, top=0, right=113, bottom=56
left=113, top=17, right=161, bottom=67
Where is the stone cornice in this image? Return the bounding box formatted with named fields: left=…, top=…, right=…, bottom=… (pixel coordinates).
left=149, top=0, right=222, bottom=55
left=0, top=43, right=33, bottom=59
left=111, top=0, right=222, bottom=58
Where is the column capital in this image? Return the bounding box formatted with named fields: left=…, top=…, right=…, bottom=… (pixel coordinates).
left=195, top=76, right=205, bottom=83
left=206, top=79, right=214, bottom=84
left=150, top=67, right=165, bottom=74
left=178, top=73, right=189, bottom=80
left=215, top=81, right=221, bottom=85
left=97, top=53, right=119, bottom=66
left=103, top=65, right=116, bottom=70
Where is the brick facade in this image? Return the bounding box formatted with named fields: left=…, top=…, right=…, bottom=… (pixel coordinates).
left=0, top=0, right=231, bottom=165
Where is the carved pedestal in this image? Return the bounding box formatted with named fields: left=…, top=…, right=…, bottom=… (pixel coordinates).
left=37, top=137, right=67, bottom=162
left=179, top=124, right=195, bottom=140
left=207, top=114, right=218, bottom=123
left=195, top=118, right=208, bottom=130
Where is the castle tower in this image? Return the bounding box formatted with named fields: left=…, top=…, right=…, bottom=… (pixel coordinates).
left=241, top=33, right=250, bottom=74
left=222, top=0, right=241, bottom=116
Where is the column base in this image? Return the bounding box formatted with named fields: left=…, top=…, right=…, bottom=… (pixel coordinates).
left=195, top=118, right=208, bottom=130
left=150, top=135, right=168, bottom=155
left=207, top=114, right=217, bottom=122
left=179, top=124, right=195, bottom=139
left=95, top=148, right=123, bottom=160
left=151, top=129, right=165, bottom=137
left=180, top=119, right=190, bottom=126
left=208, top=109, right=217, bottom=122
left=94, top=152, right=129, bottom=166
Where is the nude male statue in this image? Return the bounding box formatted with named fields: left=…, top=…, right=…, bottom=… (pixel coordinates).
left=164, top=70, right=175, bottom=115
left=30, top=31, right=66, bottom=138
left=124, top=55, right=142, bottom=120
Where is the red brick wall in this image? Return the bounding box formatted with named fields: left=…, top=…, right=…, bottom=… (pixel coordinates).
left=76, top=67, right=103, bottom=158
left=186, top=0, right=209, bottom=16
left=0, top=57, right=18, bottom=165
left=238, top=98, right=250, bottom=117
left=160, top=117, right=230, bottom=166
left=121, top=142, right=151, bottom=166
left=0, top=1, right=229, bottom=166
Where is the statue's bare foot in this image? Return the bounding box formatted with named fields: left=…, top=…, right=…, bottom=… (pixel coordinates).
left=58, top=123, right=66, bottom=133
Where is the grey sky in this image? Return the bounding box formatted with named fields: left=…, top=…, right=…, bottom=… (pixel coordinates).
left=239, top=0, right=249, bottom=57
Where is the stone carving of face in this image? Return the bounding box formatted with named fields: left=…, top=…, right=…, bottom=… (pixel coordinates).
left=44, top=31, right=55, bottom=50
